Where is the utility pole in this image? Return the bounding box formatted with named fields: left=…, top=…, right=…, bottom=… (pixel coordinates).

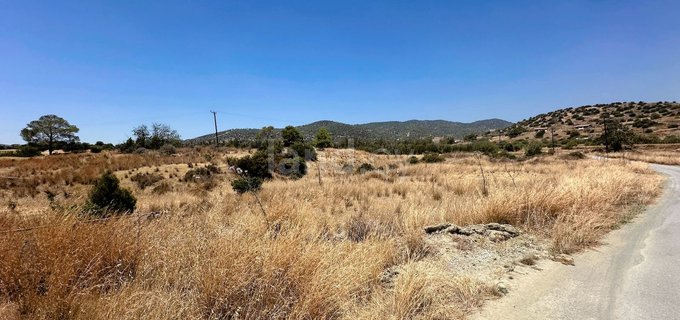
left=211, top=111, right=219, bottom=147
left=603, top=118, right=609, bottom=153
left=550, top=127, right=556, bottom=153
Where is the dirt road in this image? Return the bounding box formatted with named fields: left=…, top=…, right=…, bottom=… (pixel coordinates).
left=474, top=164, right=680, bottom=320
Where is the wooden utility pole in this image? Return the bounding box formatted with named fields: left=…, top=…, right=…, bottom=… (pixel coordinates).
left=603, top=119, right=609, bottom=153
left=550, top=127, right=556, bottom=153
left=211, top=111, right=219, bottom=147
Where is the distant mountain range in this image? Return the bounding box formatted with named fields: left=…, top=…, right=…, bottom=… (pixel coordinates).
left=187, top=119, right=512, bottom=144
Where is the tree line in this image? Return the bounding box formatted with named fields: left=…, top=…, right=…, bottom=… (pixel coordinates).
left=7, top=113, right=679, bottom=158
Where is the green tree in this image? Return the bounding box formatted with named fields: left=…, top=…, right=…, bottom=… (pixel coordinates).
left=132, top=125, right=150, bottom=148
left=600, top=119, right=633, bottom=152
left=20, top=114, right=80, bottom=155
left=281, top=125, right=304, bottom=147
left=149, top=123, right=181, bottom=149
left=313, top=127, right=333, bottom=149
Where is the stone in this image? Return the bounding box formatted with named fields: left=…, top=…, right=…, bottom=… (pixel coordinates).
left=497, top=282, right=509, bottom=295
left=424, top=223, right=452, bottom=234
left=486, top=223, right=520, bottom=236
left=554, top=254, right=575, bottom=266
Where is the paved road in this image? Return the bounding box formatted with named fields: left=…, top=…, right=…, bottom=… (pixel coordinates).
left=474, top=164, right=680, bottom=320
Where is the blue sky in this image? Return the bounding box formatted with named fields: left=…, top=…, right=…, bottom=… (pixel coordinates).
left=1, top=0, right=679, bottom=144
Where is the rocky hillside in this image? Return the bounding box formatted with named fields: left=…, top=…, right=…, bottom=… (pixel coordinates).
left=187, top=119, right=512, bottom=144
left=498, top=101, right=680, bottom=141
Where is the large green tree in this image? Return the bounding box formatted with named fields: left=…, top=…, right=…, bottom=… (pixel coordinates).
left=281, top=125, right=303, bottom=147
left=20, top=114, right=79, bottom=155
left=313, top=127, right=333, bottom=149
left=600, top=119, right=634, bottom=152
left=131, top=123, right=181, bottom=149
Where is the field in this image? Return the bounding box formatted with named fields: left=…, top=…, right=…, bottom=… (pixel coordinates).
left=595, top=145, right=680, bottom=166
left=0, top=148, right=663, bottom=319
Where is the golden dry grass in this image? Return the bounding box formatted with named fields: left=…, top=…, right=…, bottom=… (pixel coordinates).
left=599, top=149, right=680, bottom=165
left=0, top=149, right=663, bottom=319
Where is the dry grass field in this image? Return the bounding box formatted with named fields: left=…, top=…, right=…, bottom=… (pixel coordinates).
left=0, top=148, right=663, bottom=319
left=598, top=149, right=680, bottom=166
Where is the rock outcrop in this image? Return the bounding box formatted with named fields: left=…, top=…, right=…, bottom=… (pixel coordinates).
left=424, top=222, right=520, bottom=242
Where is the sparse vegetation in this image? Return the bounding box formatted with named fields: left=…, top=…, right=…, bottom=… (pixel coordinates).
left=0, top=146, right=665, bottom=319
left=421, top=153, right=446, bottom=163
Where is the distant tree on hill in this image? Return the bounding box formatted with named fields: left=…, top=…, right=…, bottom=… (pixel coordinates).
left=463, top=133, right=478, bottom=142
left=20, top=114, right=80, bottom=155
left=314, top=127, right=333, bottom=149
left=281, top=125, right=304, bottom=147
left=506, top=126, right=526, bottom=138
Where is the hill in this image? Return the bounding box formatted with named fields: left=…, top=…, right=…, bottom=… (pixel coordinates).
left=187, top=119, right=512, bottom=144
left=497, top=101, right=680, bottom=142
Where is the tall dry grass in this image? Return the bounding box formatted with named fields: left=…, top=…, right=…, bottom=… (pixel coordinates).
left=599, top=149, right=680, bottom=165
left=0, top=149, right=662, bottom=319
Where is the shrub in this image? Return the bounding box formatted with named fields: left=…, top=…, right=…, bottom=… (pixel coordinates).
left=233, top=151, right=272, bottom=179
left=152, top=181, right=172, bottom=195
left=507, top=126, right=527, bottom=138
left=421, top=153, right=445, bottom=163
left=535, top=130, right=545, bottom=138
left=87, top=172, right=136, bottom=216
left=231, top=177, right=263, bottom=194
left=408, top=156, right=419, bottom=164
left=563, top=140, right=579, bottom=150
left=15, top=145, right=42, bottom=157
left=356, top=163, right=375, bottom=174
left=276, top=156, right=307, bottom=178
left=184, top=164, right=220, bottom=182
left=159, top=143, right=177, bottom=155
left=130, top=172, right=164, bottom=189
left=668, top=124, right=679, bottom=129
left=563, top=151, right=586, bottom=160
left=525, top=142, right=543, bottom=157
left=289, top=142, right=317, bottom=161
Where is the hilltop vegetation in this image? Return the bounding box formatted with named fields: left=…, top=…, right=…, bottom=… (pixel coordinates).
left=187, top=119, right=512, bottom=145
left=498, top=101, right=680, bottom=144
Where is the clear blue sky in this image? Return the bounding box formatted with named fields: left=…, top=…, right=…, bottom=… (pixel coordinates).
left=2, top=0, right=679, bottom=144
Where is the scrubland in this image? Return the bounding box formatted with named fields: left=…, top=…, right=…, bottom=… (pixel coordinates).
left=0, top=148, right=663, bottom=319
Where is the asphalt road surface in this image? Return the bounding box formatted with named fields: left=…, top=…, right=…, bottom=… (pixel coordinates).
left=474, top=164, right=680, bottom=320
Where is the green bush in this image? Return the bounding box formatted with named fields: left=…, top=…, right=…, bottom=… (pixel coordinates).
left=233, top=151, right=272, bottom=179
left=231, top=177, right=263, bottom=194
left=421, top=153, right=445, bottom=163
left=289, top=142, right=317, bottom=161
left=525, top=142, right=543, bottom=157
left=15, top=145, right=42, bottom=157
left=408, top=156, right=419, bottom=164
left=87, top=172, right=136, bottom=216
